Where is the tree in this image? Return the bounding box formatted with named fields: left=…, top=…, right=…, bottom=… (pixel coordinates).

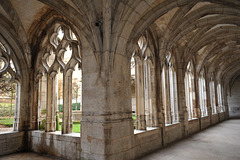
left=57, top=79, right=63, bottom=111
left=72, top=81, right=81, bottom=110
left=0, top=81, right=16, bottom=117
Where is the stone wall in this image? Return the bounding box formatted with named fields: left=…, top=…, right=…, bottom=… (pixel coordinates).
left=132, top=113, right=227, bottom=159
left=164, top=123, right=183, bottom=145
left=212, top=114, right=219, bottom=125
left=134, top=128, right=162, bottom=159
left=201, top=116, right=211, bottom=130
left=28, top=131, right=81, bottom=160
left=188, top=119, right=200, bottom=135
left=228, top=77, right=240, bottom=118
left=0, top=113, right=227, bottom=159
left=219, top=112, right=226, bottom=122
left=0, top=131, right=24, bottom=156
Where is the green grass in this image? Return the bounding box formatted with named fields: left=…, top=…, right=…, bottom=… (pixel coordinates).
left=0, top=117, right=14, bottom=127
left=59, top=114, right=63, bottom=118
left=58, top=121, right=80, bottom=133
left=132, top=113, right=136, bottom=128
left=0, top=103, right=15, bottom=117
left=132, top=113, right=136, bottom=120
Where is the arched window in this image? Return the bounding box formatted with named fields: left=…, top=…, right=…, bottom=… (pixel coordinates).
left=132, top=36, right=158, bottom=130
left=162, top=53, right=178, bottom=125
left=217, top=83, right=224, bottom=113
left=185, top=61, right=197, bottom=120
left=209, top=76, right=217, bottom=114
left=0, top=41, right=20, bottom=132
left=36, top=24, right=81, bottom=134
left=198, top=70, right=208, bottom=117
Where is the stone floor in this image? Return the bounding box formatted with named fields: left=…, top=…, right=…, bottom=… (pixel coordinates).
left=139, top=119, right=240, bottom=160
left=0, top=120, right=239, bottom=160
left=0, top=152, right=65, bottom=160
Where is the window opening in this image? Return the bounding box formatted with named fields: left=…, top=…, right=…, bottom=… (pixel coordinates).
left=0, top=43, right=19, bottom=132
left=198, top=71, right=208, bottom=117
left=163, top=53, right=179, bottom=125
left=185, top=61, right=197, bottom=120
left=36, top=24, right=81, bottom=134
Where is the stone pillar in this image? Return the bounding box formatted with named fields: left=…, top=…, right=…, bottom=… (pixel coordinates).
left=223, top=83, right=229, bottom=119
left=194, top=73, right=200, bottom=119
left=205, top=77, right=212, bottom=125
left=13, top=83, right=21, bottom=131
left=46, top=72, right=57, bottom=132
left=173, top=71, right=179, bottom=122
left=176, top=63, right=189, bottom=136
left=31, top=77, right=39, bottom=130
left=80, top=49, right=134, bottom=159
left=62, top=70, right=73, bottom=134
left=150, top=62, right=159, bottom=127
left=144, top=61, right=150, bottom=126
left=165, top=68, right=171, bottom=124
left=135, top=58, right=146, bottom=130
left=214, top=80, right=220, bottom=122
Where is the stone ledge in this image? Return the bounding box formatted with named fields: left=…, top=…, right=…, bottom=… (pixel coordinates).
left=134, top=127, right=159, bottom=135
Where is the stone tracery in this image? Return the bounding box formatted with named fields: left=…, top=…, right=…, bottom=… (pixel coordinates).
left=1, top=1, right=240, bottom=159
left=35, top=23, right=81, bottom=134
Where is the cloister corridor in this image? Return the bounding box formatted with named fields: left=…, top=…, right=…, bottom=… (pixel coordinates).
left=0, top=120, right=239, bottom=160
left=139, top=120, right=240, bottom=160
left=2, top=0, right=240, bottom=159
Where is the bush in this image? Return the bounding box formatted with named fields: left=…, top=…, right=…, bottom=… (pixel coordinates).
left=59, top=114, right=63, bottom=118
left=58, top=103, right=81, bottom=112
left=41, top=109, right=46, bottom=115
left=39, top=119, right=46, bottom=130
left=72, top=103, right=81, bottom=110
left=58, top=104, right=63, bottom=112
left=0, top=103, right=15, bottom=117
left=56, top=114, right=59, bottom=130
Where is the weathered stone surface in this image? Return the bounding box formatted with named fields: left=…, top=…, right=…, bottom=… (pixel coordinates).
left=0, top=0, right=239, bottom=160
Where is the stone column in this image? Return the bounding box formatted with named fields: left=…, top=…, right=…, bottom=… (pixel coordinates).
left=176, top=63, right=189, bottom=136
left=46, top=72, right=57, bottom=132
left=173, top=71, right=179, bottom=122
left=13, top=83, right=21, bottom=131
left=135, top=58, right=146, bottom=130
left=214, top=80, right=220, bottom=122
left=150, top=62, right=159, bottom=127
left=205, top=77, right=212, bottom=125
left=80, top=48, right=134, bottom=159
left=194, top=73, right=200, bottom=119
left=38, top=77, right=42, bottom=123
left=144, top=61, right=150, bottom=126
left=165, top=68, right=171, bottom=124
left=31, top=77, right=39, bottom=130
left=223, top=83, right=229, bottom=119
left=62, top=70, right=73, bottom=134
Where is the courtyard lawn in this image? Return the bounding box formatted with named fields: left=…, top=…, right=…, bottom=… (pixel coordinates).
left=132, top=114, right=136, bottom=120
left=0, top=103, right=15, bottom=117
left=0, top=117, right=14, bottom=127
left=132, top=113, right=136, bottom=128
left=58, top=121, right=81, bottom=133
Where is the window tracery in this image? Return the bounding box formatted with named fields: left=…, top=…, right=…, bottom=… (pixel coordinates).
left=209, top=76, right=217, bottom=114
left=131, top=36, right=158, bottom=130
left=162, top=53, right=179, bottom=125
left=185, top=61, right=197, bottom=120
left=0, top=40, right=20, bottom=131
left=36, top=24, right=81, bottom=134
left=198, top=70, right=208, bottom=117
left=217, top=83, right=225, bottom=113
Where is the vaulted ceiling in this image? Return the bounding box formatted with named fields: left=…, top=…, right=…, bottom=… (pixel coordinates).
left=0, top=0, right=240, bottom=88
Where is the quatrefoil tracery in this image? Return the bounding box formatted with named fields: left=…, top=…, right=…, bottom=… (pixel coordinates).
left=0, top=42, right=20, bottom=84
left=38, top=24, right=81, bottom=78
